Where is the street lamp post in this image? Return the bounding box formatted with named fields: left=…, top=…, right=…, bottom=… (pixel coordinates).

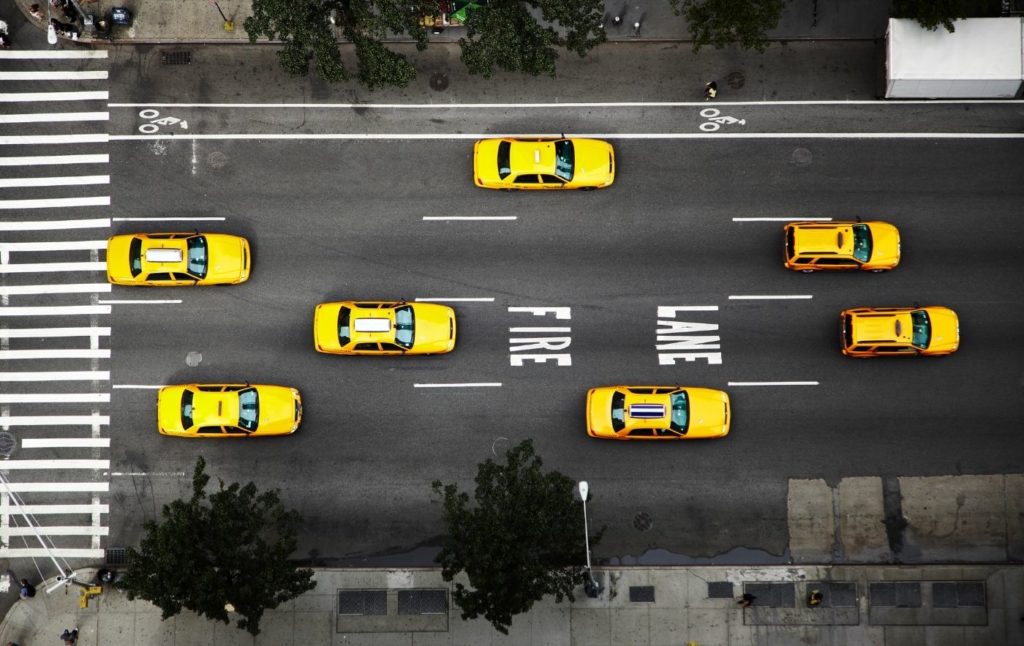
left=577, top=481, right=602, bottom=598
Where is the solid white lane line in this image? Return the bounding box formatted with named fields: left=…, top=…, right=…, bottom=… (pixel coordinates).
left=0, top=459, right=110, bottom=469
left=22, top=437, right=110, bottom=448
left=415, top=297, right=495, bottom=302
left=0, top=393, right=110, bottom=404
left=0, top=175, right=110, bottom=188
left=0, top=134, right=109, bottom=145
left=0, top=154, right=109, bottom=165
left=0, top=415, right=109, bottom=426
left=0, top=349, right=110, bottom=360
left=5, top=503, right=109, bottom=514
left=0, top=306, right=111, bottom=317
left=0, top=549, right=105, bottom=558
left=0, top=261, right=106, bottom=274
left=0, top=283, right=111, bottom=296
left=658, top=305, right=719, bottom=313
left=0, top=71, right=108, bottom=80
left=109, top=133, right=1024, bottom=142
left=509, top=327, right=572, bottom=333
left=727, top=381, right=820, bottom=386
left=414, top=383, right=503, bottom=388
left=111, top=384, right=163, bottom=389
left=733, top=217, right=833, bottom=222
left=96, top=299, right=182, bottom=305
left=111, top=216, right=226, bottom=221
left=0, top=112, right=109, bottom=124
left=0, top=240, right=107, bottom=252
left=107, top=99, right=1024, bottom=108
left=0, top=482, right=108, bottom=492
left=0, top=50, right=108, bottom=59
left=728, top=295, right=813, bottom=300
left=0, top=327, right=110, bottom=338
left=0, top=218, right=110, bottom=231
left=0, top=371, right=109, bottom=381
left=3, top=526, right=109, bottom=536
left=0, top=196, right=110, bottom=209
left=422, top=216, right=517, bottom=221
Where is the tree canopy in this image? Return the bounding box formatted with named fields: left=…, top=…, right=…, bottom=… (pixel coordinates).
left=672, top=0, right=787, bottom=53
left=892, top=0, right=999, bottom=33
left=117, top=457, right=315, bottom=636
left=432, top=440, right=602, bottom=634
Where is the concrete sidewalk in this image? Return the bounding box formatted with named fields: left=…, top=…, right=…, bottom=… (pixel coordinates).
left=0, top=564, right=1021, bottom=645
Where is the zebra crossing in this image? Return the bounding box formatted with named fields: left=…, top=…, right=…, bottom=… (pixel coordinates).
left=1, top=47, right=111, bottom=560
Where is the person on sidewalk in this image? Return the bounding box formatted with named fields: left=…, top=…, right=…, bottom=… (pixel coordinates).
left=59, top=628, right=78, bottom=645
left=704, top=81, right=718, bottom=101
left=18, top=579, right=35, bottom=599
left=738, top=592, right=756, bottom=607
left=29, top=4, right=45, bottom=20
left=807, top=589, right=823, bottom=607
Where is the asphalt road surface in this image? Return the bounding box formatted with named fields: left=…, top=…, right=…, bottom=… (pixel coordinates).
left=2, top=46, right=1022, bottom=566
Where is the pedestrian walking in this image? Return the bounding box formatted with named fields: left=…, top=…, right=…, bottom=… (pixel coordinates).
left=18, top=579, right=35, bottom=599
left=807, top=588, right=823, bottom=607
left=59, top=628, right=78, bottom=645
left=704, top=81, right=718, bottom=101
left=738, top=592, right=756, bottom=607
left=29, top=4, right=45, bottom=20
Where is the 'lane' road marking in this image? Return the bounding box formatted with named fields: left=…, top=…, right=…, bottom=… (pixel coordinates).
left=108, top=99, right=1024, bottom=108
left=422, top=216, right=517, bottom=221
left=109, top=132, right=1024, bottom=141
left=111, top=216, right=226, bottom=221
left=727, top=381, right=819, bottom=386
left=111, top=384, right=163, bottom=389
left=728, top=295, right=813, bottom=300
left=733, top=217, right=833, bottom=222
left=414, top=383, right=503, bottom=388
left=96, top=299, right=182, bottom=305
left=415, top=297, right=495, bottom=302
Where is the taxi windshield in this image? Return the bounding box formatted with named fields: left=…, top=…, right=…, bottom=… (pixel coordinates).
left=851, top=224, right=872, bottom=263
left=554, top=140, right=574, bottom=181
left=129, top=237, right=143, bottom=277
left=610, top=390, right=626, bottom=431
left=670, top=391, right=689, bottom=433
left=910, top=310, right=931, bottom=349
left=337, top=306, right=351, bottom=345
left=180, top=389, right=194, bottom=429
left=186, top=236, right=208, bottom=278
left=238, top=387, right=258, bottom=431
left=394, top=305, right=415, bottom=349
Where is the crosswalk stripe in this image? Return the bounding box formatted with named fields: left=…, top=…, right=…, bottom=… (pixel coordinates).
left=0, top=154, right=109, bottom=165
left=0, top=394, right=110, bottom=404
left=0, top=196, right=111, bottom=209
left=2, top=526, right=109, bottom=536
left=0, top=548, right=106, bottom=558
left=0, top=416, right=110, bottom=427
left=0, top=371, right=109, bottom=382
left=0, top=71, right=109, bottom=80
left=0, top=218, right=110, bottom=231
left=0, top=503, right=109, bottom=514
left=0, top=327, right=111, bottom=338
left=21, top=437, right=111, bottom=447
left=0, top=50, right=108, bottom=59
left=0, top=482, right=108, bottom=492
left=0, top=349, right=111, bottom=360
left=0, top=306, right=111, bottom=317
left=0, top=134, right=109, bottom=145
left=0, top=240, right=108, bottom=252
left=0, top=176, right=110, bottom=188
left=0, top=112, right=109, bottom=124
left=0, top=283, right=111, bottom=296
left=0, top=261, right=107, bottom=274
left=0, top=460, right=110, bottom=469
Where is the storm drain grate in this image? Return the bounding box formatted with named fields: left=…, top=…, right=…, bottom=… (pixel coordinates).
left=338, top=590, right=386, bottom=615
left=933, top=582, right=985, bottom=608
left=707, top=581, right=733, bottom=599
left=398, top=590, right=447, bottom=615
left=104, top=547, right=127, bottom=566
left=629, top=586, right=655, bottom=602
left=745, top=583, right=795, bottom=608
left=870, top=582, right=921, bottom=608
left=161, top=51, right=192, bottom=65
left=0, top=431, right=15, bottom=458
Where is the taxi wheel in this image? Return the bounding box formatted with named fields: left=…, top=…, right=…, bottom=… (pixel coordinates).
left=871, top=269, right=886, bottom=273
left=801, top=269, right=815, bottom=273
left=579, top=187, right=596, bottom=192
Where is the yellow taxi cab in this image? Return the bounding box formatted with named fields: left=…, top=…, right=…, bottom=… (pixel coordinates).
left=840, top=306, right=959, bottom=357
left=313, top=300, right=456, bottom=355
left=586, top=385, right=730, bottom=440
left=784, top=221, right=900, bottom=272
left=473, top=137, right=615, bottom=190
left=106, top=232, right=251, bottom=286
left=157, top=383, right=302, bottom=438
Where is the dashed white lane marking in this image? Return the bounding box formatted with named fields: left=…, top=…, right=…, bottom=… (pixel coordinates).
left=728, top=381, right=820, bottom=386
left=0, top=306, right=111, bottom=317
left=2, top=482, right=108, bottom=492
left=415, top=297, right=495, bottom=302
left=0, top=71, right=108, bottom=80
left=0, top=50, right=108, bottom=59
left=4, top=526, right=109, bottom=536
left=0, top=283, right=111, bottom=296
left=0, top=175, right=110, bottom=188
left=0, top=415, right=109, bottom=426
left=0, top=262, right=106, bottom=274
left=0, top=154, right=109, bottom=165
left=510, top=327, right=572, bottom=333
left=111, top=216, right=225, bottom=221
left=422, top=216, right=517, bottom=221
left=109, top=99, right=1024, bottom=108
left=109, top=133, right=1024, bottom=142
left=0, top=349, right=110, bottom=360
left=728, top=295, right=813, bottom=300
left=106, top=471, right=185, bottom=477
left=0, top=112, right=109, bottom=124
left=0, top=240, right=107, bottom=252
left=0, top=393, right=110, bottom=404
left=662, top=305, right=719, bottom=312
left=0, top=134, right=109, bottom=145
left=22, top=437, right=110, bottom=447
left=414, top=383, right=503, bottom=388
left=0, top=196, right=110, bottom=210
left=1, top=460, right=110, bottom=469
left=0, top=370, right=109, bottom=381
left=0, top=327, right=110, bottom=338
left=0, top=218, right=110, bottom=230
left=733, top=217, right=833, bottom=222
left=111, top=384, right=163, bottom=389
left=96, top=299, right=182, bottom=305
left=6, top=503, right=109, bottom=514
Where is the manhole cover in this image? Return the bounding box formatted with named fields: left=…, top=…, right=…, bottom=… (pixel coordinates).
left=0, top=432, right=15, bottom=458
left=791, top=147, right=813, bottom=166
left=430, top=73, right=449, bottom=92
left=726, top=71, right=745, bottom=89
left=207, top=151, right=228, bottom=168
left=161, top=51, right=192, bottom=65
left=185, top=351, right=203, bottom=367
left=633, top=511, right=653, bottom=531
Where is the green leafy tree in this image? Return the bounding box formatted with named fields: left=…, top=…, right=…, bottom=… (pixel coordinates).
left=432, top=440, right=603, bottom=634
left=461, top=0, right=606, bottom=78
left=671, top=0, right=786, bottom=53
left=117, top=457, right=315, bottom=636
left=892, top=0, right=998, bottom=33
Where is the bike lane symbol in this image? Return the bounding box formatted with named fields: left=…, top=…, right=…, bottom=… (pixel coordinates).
left=138, top=109, right=189, bottom=134
left=699, top=108, right=746, bottom=132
